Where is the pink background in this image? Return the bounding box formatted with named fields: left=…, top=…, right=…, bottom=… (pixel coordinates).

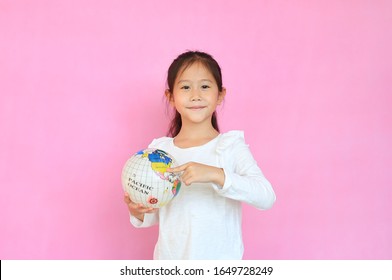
left=1, top=0, right=391, bottom=259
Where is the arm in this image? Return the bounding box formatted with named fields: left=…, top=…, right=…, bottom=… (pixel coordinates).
left=167, top=136, right=276, bottom=210
left=212, top=135, right=276, bottom=210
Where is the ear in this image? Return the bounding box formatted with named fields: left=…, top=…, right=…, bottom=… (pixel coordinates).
left=165, top=89, right=174, bottom=106
left=217, top=87, right=226, bottom=105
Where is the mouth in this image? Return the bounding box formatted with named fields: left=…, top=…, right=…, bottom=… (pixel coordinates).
left=187, top=106, right=206, bottom=110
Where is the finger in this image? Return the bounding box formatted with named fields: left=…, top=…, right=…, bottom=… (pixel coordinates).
left=166, top=166, right=180, bottom=173
left=145, top=208, right=158, bottom=214
left=180, top=173, right=191, bottom=186
left=124, top=192, right=137, bottom=204
left=128, top=203, right=148, bottom=215
left=124, top=193, right=131, bottom=203
left=127, top=201, right=140, bottom=210
left=138, top=206, right=156, bottom=213
left=167, top=163, right=188, bottom=173
left=135, top=203, right=152, bottom=210
left=182, top=178, right=193, bottom=186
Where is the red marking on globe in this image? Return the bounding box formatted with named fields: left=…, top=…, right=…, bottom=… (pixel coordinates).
left=148, top=197, right=158, bottom=204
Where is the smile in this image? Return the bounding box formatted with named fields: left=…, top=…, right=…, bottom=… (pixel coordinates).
left=187, top=106, right=206, bottom=110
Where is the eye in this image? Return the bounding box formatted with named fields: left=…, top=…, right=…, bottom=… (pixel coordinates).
left=180, top=85, right=190, bottom=90
left=201, top=85, right=210, bottom=90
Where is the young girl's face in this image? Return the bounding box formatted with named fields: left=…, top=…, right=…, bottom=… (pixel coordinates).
left=167, top=62, right=225, bottom=128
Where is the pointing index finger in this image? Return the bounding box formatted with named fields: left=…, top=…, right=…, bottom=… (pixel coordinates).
left=167, top=163, right=187, bottom=173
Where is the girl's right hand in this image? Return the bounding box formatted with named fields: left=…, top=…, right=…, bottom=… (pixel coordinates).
left=123, top=192, right=157, bottom=222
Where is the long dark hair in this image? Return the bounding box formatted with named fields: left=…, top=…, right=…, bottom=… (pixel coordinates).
left=166, top=51, right=223, bottom=137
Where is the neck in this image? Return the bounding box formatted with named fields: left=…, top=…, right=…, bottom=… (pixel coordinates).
left=175, top=121, right=219, bottom=146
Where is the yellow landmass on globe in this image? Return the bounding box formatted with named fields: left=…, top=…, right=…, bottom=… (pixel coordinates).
left=140, top=150, right=172, bottom=179
left=151, top=162, right=170, bottom=174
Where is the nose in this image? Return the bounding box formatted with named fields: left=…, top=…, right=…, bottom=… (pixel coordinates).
left=190, top=88, right=202, bottom=101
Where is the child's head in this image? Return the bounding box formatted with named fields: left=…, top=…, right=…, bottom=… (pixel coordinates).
left=165, top=51, right=224, bottom=137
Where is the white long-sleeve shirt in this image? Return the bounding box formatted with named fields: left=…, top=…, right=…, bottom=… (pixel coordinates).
left=130, top=130, right=276, bottom=259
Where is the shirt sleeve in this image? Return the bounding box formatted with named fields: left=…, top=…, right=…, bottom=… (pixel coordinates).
left=211, top=131, right=276, bottom=210
left=130, top=211, right=159, bottom=228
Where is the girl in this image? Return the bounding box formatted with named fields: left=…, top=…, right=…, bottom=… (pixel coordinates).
left=124, top=51, right=276, bottom=260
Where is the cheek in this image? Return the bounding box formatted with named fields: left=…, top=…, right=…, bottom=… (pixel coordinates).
left=208, top=93, right=221, bottom=103
left=170, top=96, right=185, bottom=110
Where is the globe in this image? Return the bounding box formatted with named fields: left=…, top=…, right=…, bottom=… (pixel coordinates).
left=121, top=148, right=182, bottom=208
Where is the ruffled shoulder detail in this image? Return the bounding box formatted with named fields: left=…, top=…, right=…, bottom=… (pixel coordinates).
left=148, top=136, right=173, bottom=149
left=216, top=130, right=245, bottom=154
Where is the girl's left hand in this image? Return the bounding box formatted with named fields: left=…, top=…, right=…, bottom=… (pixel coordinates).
left=167, top=162, right=225, bottom=186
